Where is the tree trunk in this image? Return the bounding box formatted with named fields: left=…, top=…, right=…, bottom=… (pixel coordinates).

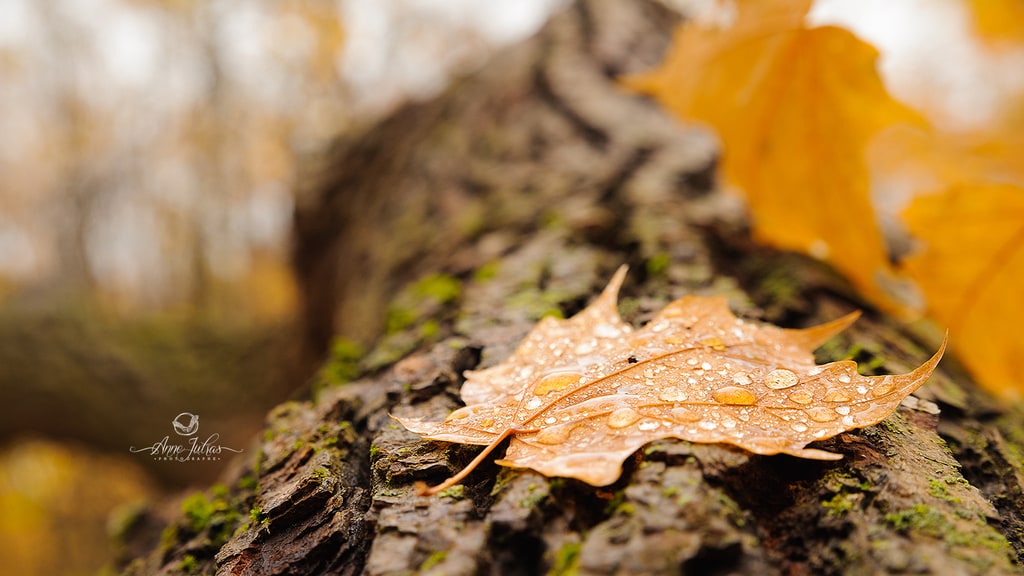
left=120, top=1, right=1024, bottom=574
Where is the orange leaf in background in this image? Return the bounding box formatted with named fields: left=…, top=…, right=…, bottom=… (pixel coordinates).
left=869, top=92, right=1024, bottom=397
left=902, top=185, right=1024, bottom=399
left=397, top=267, right=944, bottom=494
left=967, top=0, right=1024, bottom=45
left=625, top=0, right=926, bottom=312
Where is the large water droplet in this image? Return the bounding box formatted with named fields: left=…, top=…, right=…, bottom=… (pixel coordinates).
left=608, top=407, right=642, bottom=429
left=872, top=380, right=895, bottom=397
left=838, top=374, right=852, bottom=384
left=791, top=422, right=808, bottom=432
left=535, top=423, right=574, bottom=445
left=712, top=386, right=756, bottom=405
left=788, top=390, right=813, bottom=405
left=824, top=390, right=851, bottom=403
left=574, top=341, right=596, bottom=354
left=658, top=388, right=688, bottom=402
left=698, top=420, right=718, bottom=430
left=525, top=397, right=543, bottom=410
left=805, top=407, right=838, bottom=422
left=671, top=407, right=701, bottom=422
left=835, top=406, right=851, bottom=415
left=732, top=372, right=752, bottom=386
left=445, top=407, right=473, bottom=421
left=533, top=372, right=583, bottom=396
left=701, top=337, right=726, bottom=351
left=765, top=369, right=799, bottom=389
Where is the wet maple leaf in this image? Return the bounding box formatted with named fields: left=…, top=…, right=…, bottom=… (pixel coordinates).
left=623, top=0, right=925, bottom=312
left=902, top=185, right=1024, bottom=398
left=396, top=267, right=945, bottom=493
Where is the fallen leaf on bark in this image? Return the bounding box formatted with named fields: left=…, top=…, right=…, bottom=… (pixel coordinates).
left=396, top=266, right=945, bottom=494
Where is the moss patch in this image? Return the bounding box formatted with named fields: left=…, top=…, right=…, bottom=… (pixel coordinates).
left=420, top=550, right=448, bottom=571
left=321, top=338, right=364, bottom=385
left=885, top=502, right=1012, bottom=559
left=176, top=482, right=248, bottom=550
left=414, top=274, right=461, bottom=303
left=547, top=541, right=581, bottom=576
left=645, top=252, right=671, bottom=277
left=473, top=261, right=500, bottom=282
left=438, top=485, right=465, bottom=500
left=822, top=492, right=858, bottom=517
left=178, top=554, right=198, bottom=574
left=181, top=492, right=218, bottom=533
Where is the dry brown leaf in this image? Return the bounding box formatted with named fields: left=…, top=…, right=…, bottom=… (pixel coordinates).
left=396, top=267, right=945, bottom=493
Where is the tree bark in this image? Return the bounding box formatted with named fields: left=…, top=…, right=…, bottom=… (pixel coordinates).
left=120, top=1, right=1024, bottom=574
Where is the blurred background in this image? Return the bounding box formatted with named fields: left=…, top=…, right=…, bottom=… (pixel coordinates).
left=0, top=0, right=1021, bottom=574
left=0, top=0, right=557, bottom=573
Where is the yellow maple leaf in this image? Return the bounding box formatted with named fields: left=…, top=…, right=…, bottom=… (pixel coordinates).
left=902, top=185, right=1024, bottom=399
left=624, top=0, right=925, bottom=312
left=870, top=85, right=1024, bottom=397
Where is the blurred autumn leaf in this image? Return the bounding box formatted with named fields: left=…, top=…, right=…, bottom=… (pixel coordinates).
left=902, top=186, right=1024, bottom=396
left=871, top=18, right=1024, bottom=399
left=628, top=0, right=1024, bottom=398
left=967, top=0, right=1024, bottom=45
left=624, top=0, right=924, bottom=313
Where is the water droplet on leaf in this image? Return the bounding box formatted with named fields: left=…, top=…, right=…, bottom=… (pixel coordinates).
left=658, top=388, right=688, bottom=402
left=713, top=386, right=756, bottom=405
left=824, top=390, right=851, bottom=403
left=765, top=369, right=799, bottom=389
left=789, top=390, right=813, bottom=404
left=671, top=407, right=701, bottom=422
left=805, top=407, right=838, bottom=422
left=608, top=407, right=642, bottom=428
left=872, top=381, right=895, bottom=397
left=533, top=372, right=583, bottom=396
left=535, top=423, right=574, bottom=445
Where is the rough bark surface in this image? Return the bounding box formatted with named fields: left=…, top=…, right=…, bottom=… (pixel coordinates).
left=121, top=1, right=1024, bottom=574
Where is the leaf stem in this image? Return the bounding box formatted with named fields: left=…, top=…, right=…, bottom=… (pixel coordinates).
left=418, top=428, right=513, bottom=496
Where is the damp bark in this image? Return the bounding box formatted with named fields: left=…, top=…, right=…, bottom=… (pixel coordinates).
left=120, top=0, right=1024, bottom=574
